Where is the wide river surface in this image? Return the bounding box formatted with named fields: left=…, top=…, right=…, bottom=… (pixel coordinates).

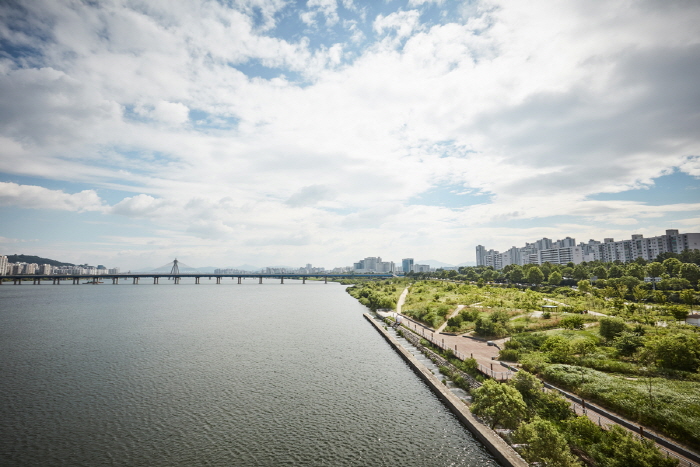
left=0, top=279, right=498, bottom=466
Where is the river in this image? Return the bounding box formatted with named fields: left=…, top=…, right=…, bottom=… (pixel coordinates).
left=0, top=279, right=498, bottom=466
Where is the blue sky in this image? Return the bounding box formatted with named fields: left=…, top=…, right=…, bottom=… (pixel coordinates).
left=0, top=0, right=699, bottom=270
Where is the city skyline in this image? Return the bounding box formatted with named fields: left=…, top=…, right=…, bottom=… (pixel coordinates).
left=1, top=1, right=699, bottom=271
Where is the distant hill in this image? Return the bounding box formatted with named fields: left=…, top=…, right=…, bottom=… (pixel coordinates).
left=5, top=254, right=74, bottom=267
left=416, top=259, right=456, bottom=268
left=414, top=260, right=476, bottom=269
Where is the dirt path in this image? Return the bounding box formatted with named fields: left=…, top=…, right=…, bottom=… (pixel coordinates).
left=396, top=286, right=409, bottom=315
left=436, top=305, right=465, bottom=333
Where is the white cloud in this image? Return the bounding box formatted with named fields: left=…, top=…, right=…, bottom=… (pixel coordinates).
left=0, top=182, right=105, bottom=212
left=373, top=10, right=422, bottom=39
left=0, top=0, right=699, bottom=268
left=151, top=101, right=190, bottom=126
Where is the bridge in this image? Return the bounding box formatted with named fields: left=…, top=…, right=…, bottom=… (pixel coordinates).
left=1, top=259, right=397, bottom=285
left=0, top=273, right=395, bottom=285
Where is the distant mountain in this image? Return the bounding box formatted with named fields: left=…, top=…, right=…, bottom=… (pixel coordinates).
left=226, top=264, right=260, bottom=272
left=416, top=259, right=456, bottom=268
left=414, top=260, right=476, bottom=269
left=131, top=264, right=261, bottom=273
left=5, top=254, right=74, bottom=267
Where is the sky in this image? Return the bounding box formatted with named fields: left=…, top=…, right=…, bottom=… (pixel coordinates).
left=0, top=0, right=699, bottom=270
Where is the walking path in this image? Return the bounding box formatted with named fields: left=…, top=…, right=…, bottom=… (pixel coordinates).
left=378, top=288, right=698, bottom=465
left=436, top=305, right=465, bottom=333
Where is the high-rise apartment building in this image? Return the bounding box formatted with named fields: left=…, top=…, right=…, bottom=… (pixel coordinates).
left=0, top=256, right=8, bottom=275
left=402, top=258, right=414, bottom=273
left=477, top=229, right=700, bottom=269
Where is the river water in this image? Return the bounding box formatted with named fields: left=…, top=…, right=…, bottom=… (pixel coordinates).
left=0, top=279, right=498, bottom=466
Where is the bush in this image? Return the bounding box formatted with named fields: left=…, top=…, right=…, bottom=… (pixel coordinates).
left=499, top=349, right=520, bottom=362
left=613, top=331, right=645, bottom=357
left=599, top=316, right=627, bottom=340
left=561, top=315, right=585, bottom=329
left=460, top=309, right=480, bottom=322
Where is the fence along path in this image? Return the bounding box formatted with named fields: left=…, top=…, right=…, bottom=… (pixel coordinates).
left=393, top=316, right=699, bottom=466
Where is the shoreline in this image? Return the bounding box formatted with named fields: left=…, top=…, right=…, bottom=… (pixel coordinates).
left=363, top=313, right=527, bottom=467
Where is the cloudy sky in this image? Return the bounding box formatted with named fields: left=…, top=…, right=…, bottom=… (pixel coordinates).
left=0, top=0, right=699, bottom=270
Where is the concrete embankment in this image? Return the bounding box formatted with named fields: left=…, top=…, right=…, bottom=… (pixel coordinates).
left=363, top=313, right=527, bottom=467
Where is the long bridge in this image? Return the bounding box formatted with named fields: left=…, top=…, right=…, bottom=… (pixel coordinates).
left=0, top=273, right=395, bottom=285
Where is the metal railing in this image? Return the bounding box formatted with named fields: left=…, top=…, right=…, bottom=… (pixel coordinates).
left=398, top=317, right=513, bottom=380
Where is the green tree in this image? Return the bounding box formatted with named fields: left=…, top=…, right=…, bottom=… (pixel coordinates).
left=589, top=425, right=678, bottom=467
left=608, top=265, right=624, bottom=278
left=577, top=279, right=592, bottom=293
left=599, top=317, right=627, bottom=341
left=613, top=331, right=645, bottom=356
left=663, top=257, right=683, bottom=276
left=645, top=262, right=665, bottom=289
left=572, top=265, right=589, bottom=281
left=507, top=265, right=524, bottom=283
left=626, top=263, right=646, bottom=280
left=542, top=335, right=572, bottom=363
left=680, top=263, right=700, bottom=285
left=510, top=370, right=543, bottom=404
left=593, top=265, right=608, bottom=279
left=681, top=289, right=696, bottom=312
left=644, top=333, right=700, bottom=372
left=514, top=417, right=582, bottom=467
left=653, top=290, right=667, bottom=304
left=615, top=283, right=628, bottom=299
left=548, top=270, right=562, bottom=286
left=527, top=267, right=545, bottom=285
left=470, top=379, right=527, bottom=429
left=563, top=416, right=602, bottom=451
left=632, top=284, right=649, bottom=302
left=620, top=275, right=641, bottom=291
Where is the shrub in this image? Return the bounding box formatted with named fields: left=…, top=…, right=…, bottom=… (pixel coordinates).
left=561, top=315, right=585, bottom=329
left=599, top=316, right=627, bottom=341
left=499, top=349, right=520, bottom=362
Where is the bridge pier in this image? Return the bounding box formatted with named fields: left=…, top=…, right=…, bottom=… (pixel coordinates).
left=238, top=277, right=241, bottom=284
left=174, top=277, right=180, bottom=284
left=73, top=278, right=79, bottom=285
left=324, top=276, right=327, bottom=284
left=195, top=277, right=200, bottom=284
left=280, top=277, right=284, bottom=284
left=133, top=277, right=139, bottom=285
left=216, top=277, right=221, bottom=284
left=154, top=277, right=159, bottom=284
left=303, top=277, right=306, bottom=284
left=259, top=276, right=263, bottom=284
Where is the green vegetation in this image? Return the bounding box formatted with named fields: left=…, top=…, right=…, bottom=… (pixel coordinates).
left=5, top=254, right=74, bottom=267
left=471, top=369, right=677, bottom=466
left=346, top=279, right=403, bottom=311
left=347, top=253, right=700, bottom=456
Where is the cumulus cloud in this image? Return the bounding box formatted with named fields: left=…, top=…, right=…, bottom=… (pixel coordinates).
left=110, top=194, right=172, bottom=218
left=0, top=0, right=699, bottom=268
left=0, top=182, right=105, bottom=212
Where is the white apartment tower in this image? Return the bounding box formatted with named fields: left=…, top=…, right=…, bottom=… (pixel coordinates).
left=476, top=229, right=700, bottom=269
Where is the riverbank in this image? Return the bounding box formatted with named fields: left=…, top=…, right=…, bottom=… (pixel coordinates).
left=363, top=313, right=528, bottom=467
